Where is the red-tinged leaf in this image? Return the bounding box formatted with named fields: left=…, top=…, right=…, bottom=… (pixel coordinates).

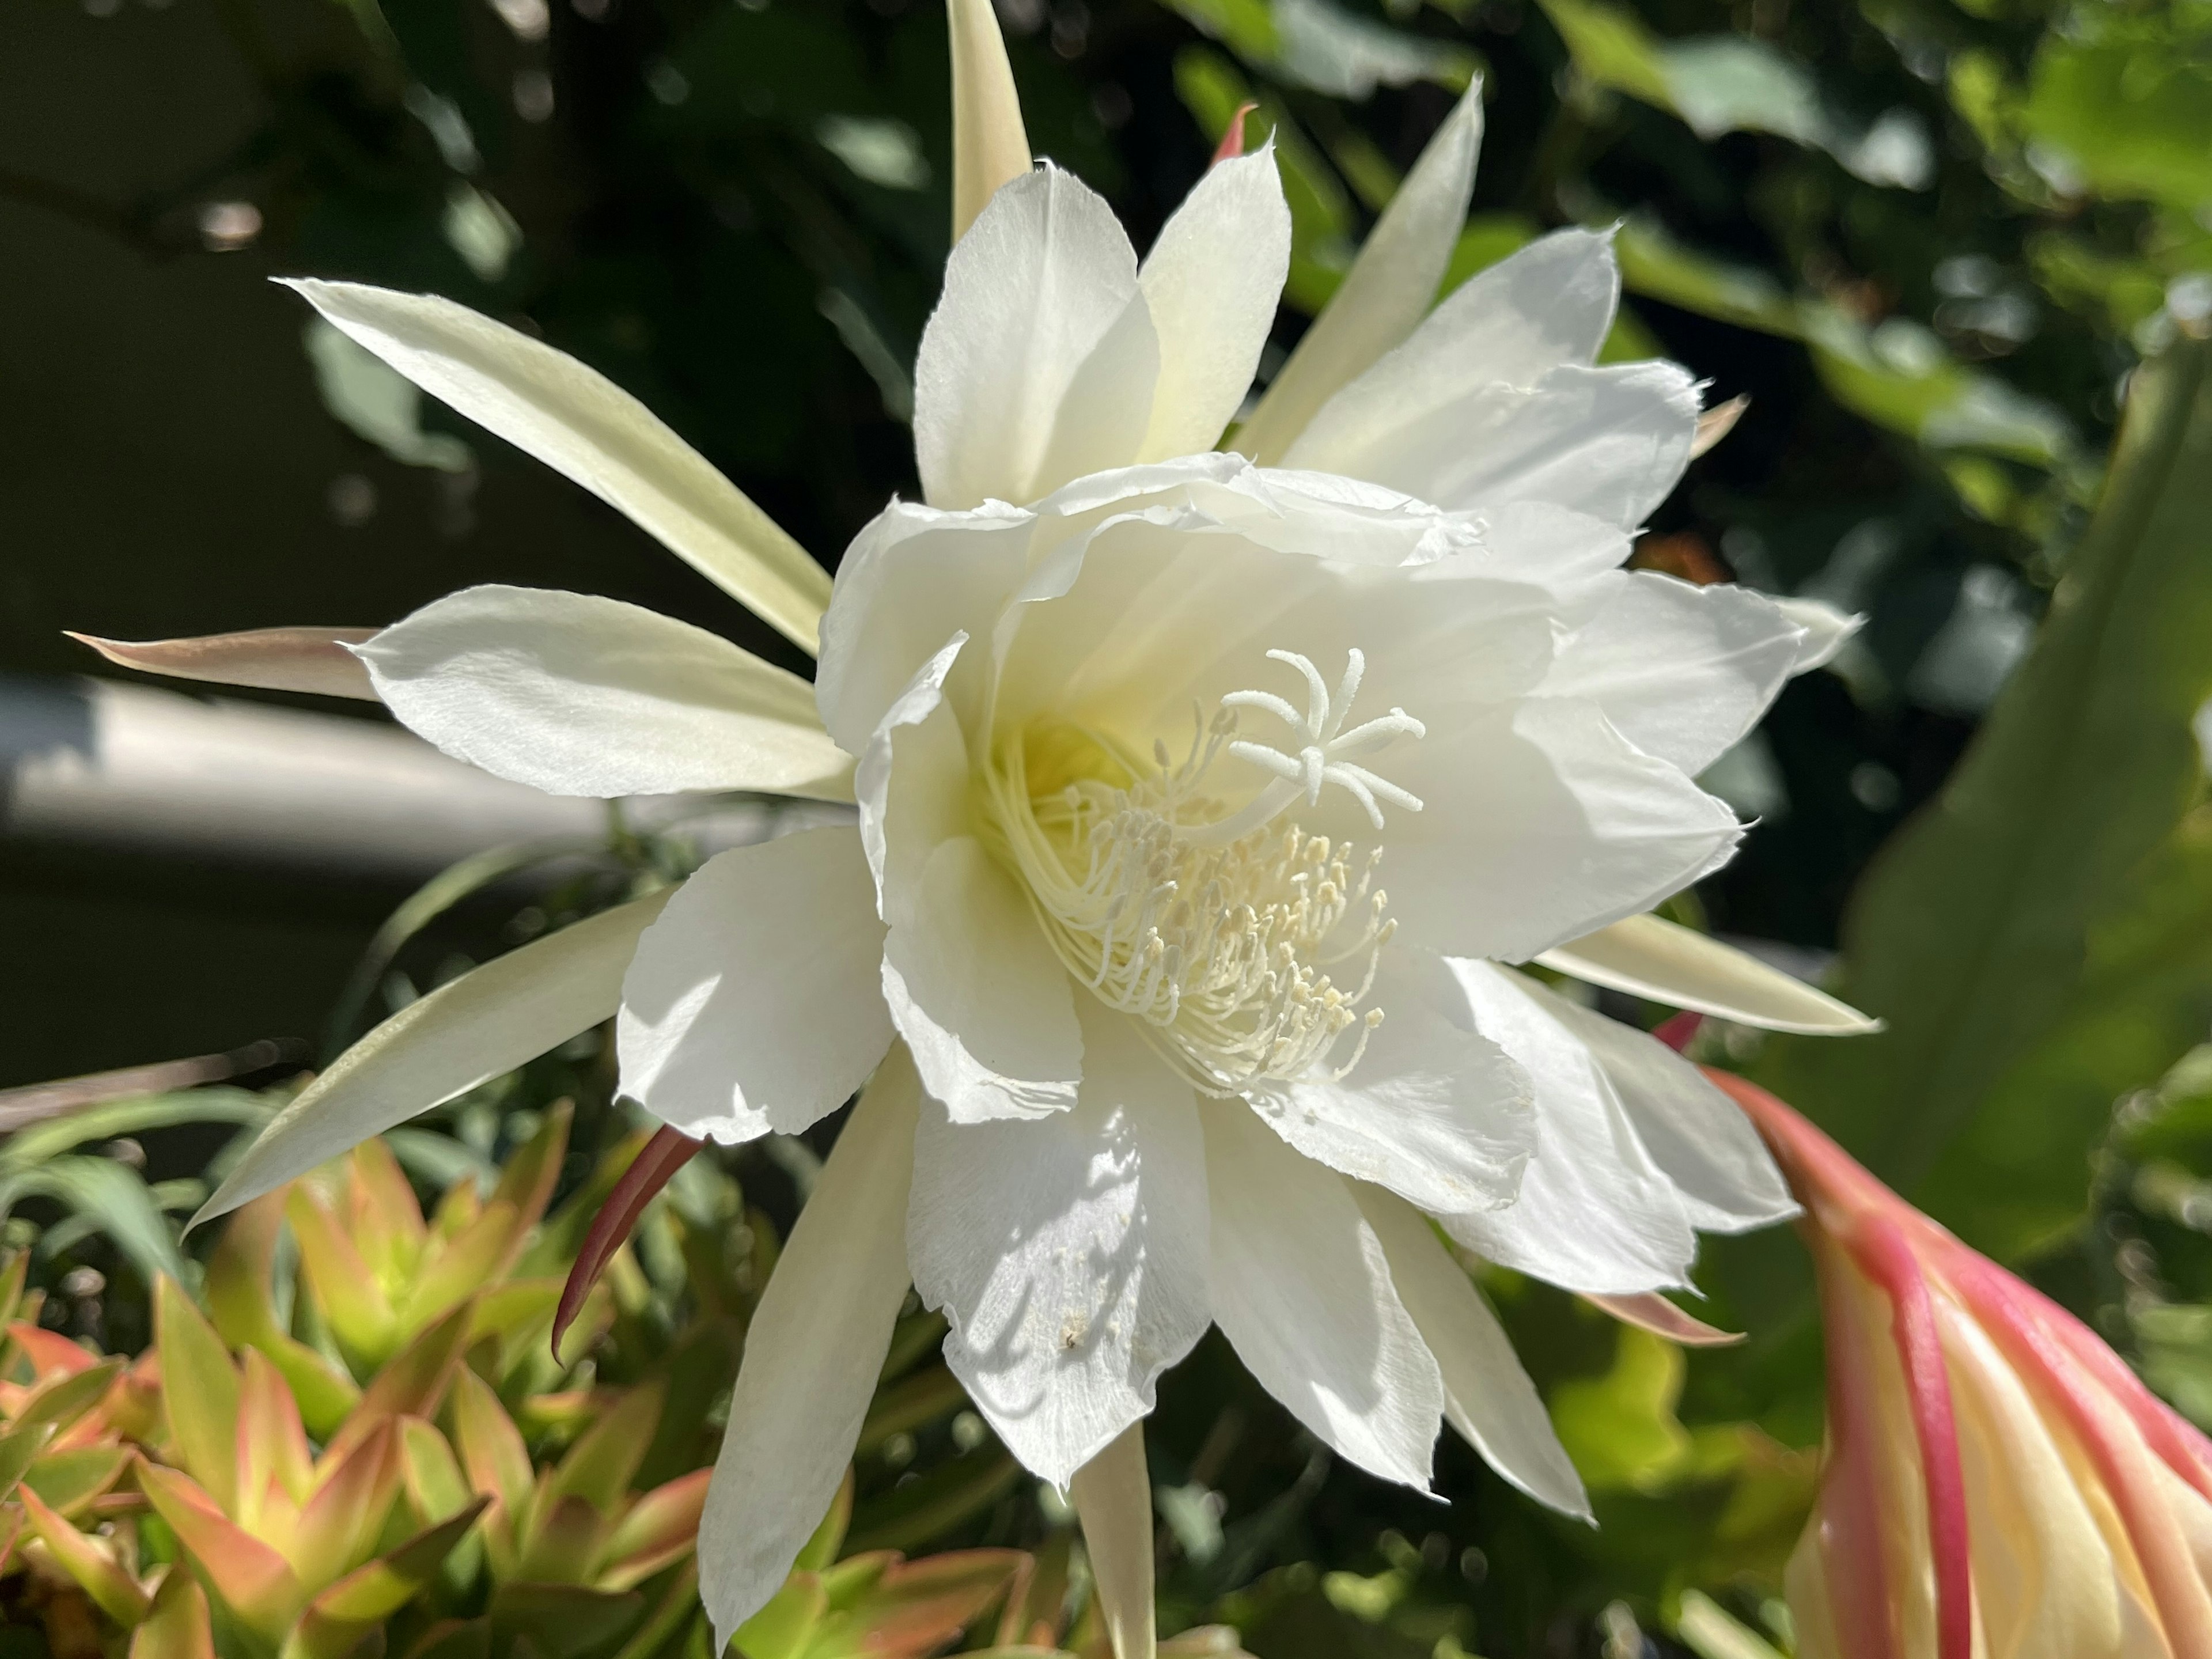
left=9, top=1321, right=98, bottom=1379
left=137, top=1457, right=304, bottom=1638
left=735, top=1572, right=828, bottom=1659
left=288, top=1185, right=398, bottom=1368
left=593, top=1468, right=707, bottom=1592
left=25, top=1445, right=129, bottom=1517
left=827, top=1550, right=1027, bottom=1658
left=399, top=1619, right=492, bottom=1659
left=20, top=1481, right=150, bottom=1626
left=487, top=1582, right=645, bottom=1659
left=156, top=1277, right=241, bottom=1513
left=237, top=1350, right=315, bottom=1529
left=283, top=1497, right=488, bottom=1659
left=488, top=1101, right=571, bottom=1241
left=0, top=1422, right=56, bottom=1502
left=403, top=1201, right=525, bottom=1335
left=346, top=1136, right=429, bottom=1286
left=993, top=1531, right=1069, bottom=1650
left=1211, top=101, right=1257, bottom=162
left=541, top=1383, right=660, bottom=1516
left=450, top=1366, right=533, bottom=1518
left=13, top=1358, right=123, bottom=1439
left=205, top=1195, right=362, bottom=1440
left=292, top=1419, right=404, bottom=1592
left=328, top=1301, right=474, bottom=1460
left=110, top=1351, right=165, bottom=1444
left=517, top=1494, right=605, bottom=1585
left=131, top=1570, right=217, bottom=1659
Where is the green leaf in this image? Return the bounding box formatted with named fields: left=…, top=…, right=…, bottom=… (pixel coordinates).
left=0, top=1089, right=271, bottom=1169
left=541, top=1383, right=661, bottom=1517
left=845, top=1449, right=1024, bottom=1556
left=156, top=1277, right=241, bottom=1513
left=1758, top=341, right=2212, bottom=1256
left=488, top=1582, right=647, bottom=1659
left=2022, top=12, right=2212, bottom=215
left=23, top=1444, right=130, bottom=1516
left=21, top=1482, right=150, bottom=1626
left=0, top=1421, right=56, bottom=1502
left=12, top=1357, right=124, bottom=1437
left=734, top=1573, right=830, bottom=1659
left=0, top=1158, right=191, bottom=1289
left=285, top=1498, right=491, bottom=1659
left=1548, top=1327, right=1692, bottom=1494
left=131, top=1571, right=217, bottom=1659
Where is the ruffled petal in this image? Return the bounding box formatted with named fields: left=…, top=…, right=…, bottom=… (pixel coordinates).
left=357, top=585, right=852, bottom=800
left=1136, top=149, right=1293, bottom=463
left=1350, top=1183, right=1590, bottom=1519
left=1203, top=1101, right=1444, bottom=1489
left=883, top=835, right=1084, bottom=1122
left=699, top=1052, right=919, bottom=1651
left=915, top=166, right=1149, bottom=509
left=1436, top=962, right=1698, bottom=1295
left=907, top=998, right=1209, bottom=1486
left=1381, top=698, right=1742, bottom=965
left=1283, top=228, right=1620, bottom=476
left=1508, top=976, right=1796, bottom=1235
left=1540, top=571, right=1808, bottom=775
left=1244, top=948, right=1531, bottom=1218
left=616, top=826, right=893, bottom=1143
left=1235, top=82, right=1484, bottom=464
left=283, top=281, right=829, bottom=653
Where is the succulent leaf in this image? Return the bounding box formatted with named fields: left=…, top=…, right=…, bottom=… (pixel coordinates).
left=0, top=1418, right=56, bottom=1502
left=203, top=1195, right=363, bottom=1440
left=487, top=1581, right=648, bottom=1659
left=284, top=1497, right=490, bottom=1659
left=156, top=1277, right=243, bottom=1513
left=23, top=1444, right=129, bottom=1517
left=288, top=1183, right=401, bottom=1368
left=594, top=1468, right=709, bottom=1592
left=137, top=1455, right=306, bottom=1638
left=21, top=1480, right=151, bottom=1626
left=130, top=1571, right=218, bottom=1659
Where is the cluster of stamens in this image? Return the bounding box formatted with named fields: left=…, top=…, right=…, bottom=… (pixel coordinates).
left=979, top=649, right=1426, bottom=1096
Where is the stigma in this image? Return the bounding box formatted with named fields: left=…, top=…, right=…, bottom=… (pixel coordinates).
left=980, top=650, right=1426, bottom=1096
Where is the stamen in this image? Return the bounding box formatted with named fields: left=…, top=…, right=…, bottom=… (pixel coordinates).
left=976, top=649, right=1426, bottom=1096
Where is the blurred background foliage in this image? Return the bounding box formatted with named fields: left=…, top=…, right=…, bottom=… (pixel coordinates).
left=2, top=0, right=2210, bottom=1650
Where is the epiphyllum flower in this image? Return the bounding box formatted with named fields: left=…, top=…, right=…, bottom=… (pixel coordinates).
left=1714, top=1071, right=2212, bottom=1659
left=77, top=4, right=1877, bottom=1654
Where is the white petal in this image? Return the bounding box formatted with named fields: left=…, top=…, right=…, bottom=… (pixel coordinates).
left=1508, top=976, right=1796, bottom=1234
left=1302, top=359, right=1697, bottom=525
left=357, top=585, right=853, bottom=800
left=195, top=891, right=672, bottom=1227
left=1032, top=290, right=1162, bottom=498
left=69, top=627, right=380, bottom=701
left=908, top=998, right=1208, bottom=1486
left=1437, top=961, right=1697, bottom=1294
left=882, top=835, right=1084, bottom=1122
left=700, top=1050, right=919, bottom=1651
left=1244, top=948, right=1532, bottom=1218
left=283, top=281, right=830, bottom=653
left=1535, top=912, right=1878, bottom=1035
left=1235, top=81, right=1484, bottom=465
left=1350, top=1184, right=1590, bottom=1520
left=1382, top=698, right=1743, bottom=965
left=1772, top=595, right=1862, bottom=671
left=617, top=827, right=892, bottom=1143
left=948, top=0, right=1032, bottom=240
left=854, top=633, right=973, bottom=916
left=1203, top=1101, right=1444, bottom=1489
left=1136, top=149, right=1293, bottom=463
left=1467, top=499, right=1633, bottom=586
left=1285, top=228, right=1620, bottom=475
left=1540, top=572, right=1806, bottom=775
left=914, top=166, right=1145, bottom=509
left=1070, top=1425, right=1157, bottom=1659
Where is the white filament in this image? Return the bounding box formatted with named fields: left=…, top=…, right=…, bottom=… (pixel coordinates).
left=980, top=649, right=1426, bottom=1096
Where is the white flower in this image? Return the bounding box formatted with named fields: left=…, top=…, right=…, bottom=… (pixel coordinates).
left=81, top=5, right=1874, bottom=1655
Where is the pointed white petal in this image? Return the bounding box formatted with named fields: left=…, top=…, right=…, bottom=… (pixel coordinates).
left=69, top=627, right=380, bottom=701
left=909, top=998, right=1208, bottom=1486
left=948, top=0, right=1032, bottom=240
left=1351, top=1185, right=1591, bottom=1520
left=1534, top=912, right=1878, bottom=1035
left=700, top=1050, right=919, bottom=1652
left=882, top=835, right=1083, bottom=1122
left=914, top=166, right=1145, bottom=509
left=618, top=827, right=892, bottom=1143
left=358, top=585, right=853, bottom=800
left=1437, top=961, right=1696, bottom=1295
left=1204, top=1101, right=1444, bottom=1489
left=283, top=281, right=830, bottom=653
left=1509, top=975, right=1796, bottom=1234
left=1069, top=1425, right=1157, bottom=1659
left=195, top=890, right=672, bottom=1227
left=1690, top=393, right=1748, bottom=459
left=1234, top=81, right=1484, bottom=464
left=1771, top=595, right=1862, bottom=672
left=1584, top=1291, right=1742, bottom=1346
left=1135, top=149, right=1293, bottom=463
left=1285, top=228, right=1620, bottom=476
left=1244, top=948, right=1532, bottom=1218
left=1031, top=290, right=1161, bottom=498
left=1540, top=572, right=1806, bottom=776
